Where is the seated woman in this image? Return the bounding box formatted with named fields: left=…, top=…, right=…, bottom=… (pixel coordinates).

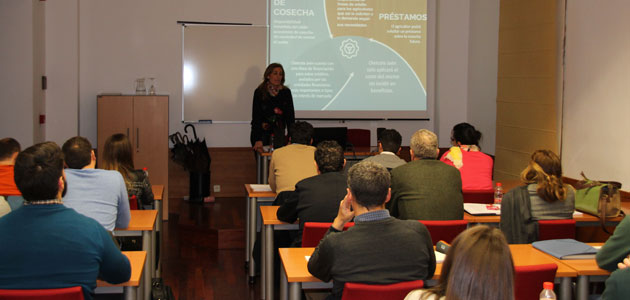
left=440, top=123, right=493, bottom=191
left=102, top=133, right=154, bottom=209
left=500, top=150, right=575, bottom=243
left=405, top=225, right=514, bottom=300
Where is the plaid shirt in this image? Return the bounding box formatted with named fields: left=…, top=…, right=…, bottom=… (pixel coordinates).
left=23, top=199, right=63, bottom=206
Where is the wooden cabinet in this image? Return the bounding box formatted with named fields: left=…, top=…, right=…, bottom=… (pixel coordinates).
left=97, top=95, right=169, bottom=220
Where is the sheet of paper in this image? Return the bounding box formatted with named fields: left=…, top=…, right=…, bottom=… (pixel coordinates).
left=434, top=251, right=445, bottom=263
left=572, top=211, right=584, bottom=217
left=305, top=255, right=310, bottom=262
left=251, top=184, right=272, bottom=192
left=463, top=203, right=501, bottom=215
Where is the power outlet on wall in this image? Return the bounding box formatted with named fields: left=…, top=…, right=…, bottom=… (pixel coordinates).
left=213, top=185, right=221, bottom=193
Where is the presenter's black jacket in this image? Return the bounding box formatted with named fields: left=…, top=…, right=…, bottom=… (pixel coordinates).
left=250, top=87, right=295, bottom=148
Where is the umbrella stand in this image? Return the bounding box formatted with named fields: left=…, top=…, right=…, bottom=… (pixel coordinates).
left=189, top=171, right=210, bottom=203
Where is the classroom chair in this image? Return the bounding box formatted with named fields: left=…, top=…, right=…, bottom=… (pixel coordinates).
left=0, top=286, right=84, bottom=300
left=462, top=189, right=494, bottom=204
left=419, top=220, right=468, bottom=245
left=514, top=264, right=558, bottom=300
left=302, top=222, right=355, bottom=247
left=341, top=280, right=424, bottom=300
left=537, top=219, right=576, bottom=241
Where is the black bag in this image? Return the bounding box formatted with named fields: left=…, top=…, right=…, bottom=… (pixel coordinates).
left=152, top=278, right=174, bottom=300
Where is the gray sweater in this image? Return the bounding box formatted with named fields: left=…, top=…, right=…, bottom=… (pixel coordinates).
left=307, top=217, right=436, bottom=300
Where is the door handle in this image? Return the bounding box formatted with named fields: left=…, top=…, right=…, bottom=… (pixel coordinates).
left=136, top=128, right=140, bottom=152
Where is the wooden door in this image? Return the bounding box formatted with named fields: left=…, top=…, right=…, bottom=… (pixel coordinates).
left=133, top=96, right=169, bottom=218
left=97, top=96, right=133, bottom=167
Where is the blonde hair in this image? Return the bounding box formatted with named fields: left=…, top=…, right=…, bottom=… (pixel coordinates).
left=520, top=149, right=566, bottom=202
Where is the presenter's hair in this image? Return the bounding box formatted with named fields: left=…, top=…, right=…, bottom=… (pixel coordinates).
left=520, top=149, right=566, bottom=203
left=416, top=225, right=514, bottom=300
left=257, top=63, right=286, bottom=92
left=451, top=123, right=482, bottom=147
left=62, top=136, right=93, bottom=169
left=378, top=129, right=402, bottom=153
left=315, top=140, right=344, bottom=173
left=14, top=142, right=64, bottom=201
left=410, top=129, right=438, bottom=159
left=0, top=138, right=21, bottom=161
left=289, top=121, right=314, bottom=145
left=347, top=161, right=390, bottom=208
left=102, top=133, right=135, bottom=185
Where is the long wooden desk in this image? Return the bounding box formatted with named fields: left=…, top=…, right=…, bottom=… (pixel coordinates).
left=279, top=245, right=579, bottom=300
left=150, top=184, right=163, bottom=278
left=245, top=184, right=277, bottom=285
left=536, top=243, right=609, bottom=300
left=261, top=205, right=299, bottom=300
left=464, top=210, right=624, bottom=224
left=97, top=251, right=147, bottom=300
left=114, top=210, right=157, bottom=300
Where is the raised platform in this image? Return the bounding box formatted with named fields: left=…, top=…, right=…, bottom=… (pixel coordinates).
left=168, top=197, right=245, bottom=249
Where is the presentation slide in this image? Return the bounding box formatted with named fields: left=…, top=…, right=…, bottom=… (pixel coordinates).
left=269, top=0, right=428, bottom=119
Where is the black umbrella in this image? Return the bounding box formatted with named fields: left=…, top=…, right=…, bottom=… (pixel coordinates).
left=169, top=132, right=190, bottom=168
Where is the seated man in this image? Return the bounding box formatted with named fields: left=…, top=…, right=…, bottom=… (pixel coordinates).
left=362, top=128, right=406, bottom=170
left=268, top=121, right=318, bottom=201
left=0, top=137, right=24, bottom=210
left=277, top=140, right=347, bottom=246
left=0, top=138, right=21, bottom=196
left=0, top=142, right=131, bottom=300
left=597, top=215, right=630, bottom=299
left=389, top=129, right=463, bottom=220
left=308, top=161, right=436, bottom=300
left=62, top=136, right=130, bottom=230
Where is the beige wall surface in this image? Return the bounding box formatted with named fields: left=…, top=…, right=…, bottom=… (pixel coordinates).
left=495, top=0, right=561, bottom=180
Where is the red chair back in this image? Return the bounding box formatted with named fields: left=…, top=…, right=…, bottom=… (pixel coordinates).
left=342, top=280, right=424, bottom=300
left=419, top=220, right=468, bottom=245
left=347, top=129, right=371, bottom=148
left=463, top=189, right=494, bottom=204
left=0, top=286, right=84, bottom=300
left=538, top=219, right=576, bottom=241
left=302, top=222, right=355, bottom=247
left=514, top=264, right=558, bottom=300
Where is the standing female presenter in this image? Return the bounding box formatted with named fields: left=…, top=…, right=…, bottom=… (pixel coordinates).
left=250, top=63, right=295, bottom=152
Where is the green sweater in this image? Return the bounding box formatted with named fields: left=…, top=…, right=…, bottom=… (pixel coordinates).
left=597, top=215, right=630, bottom=271
left=307, top=217, right=436, bottom=300
left=602, top=268, right=630, bottom=299
left=389, top=159, right=463, bottom=220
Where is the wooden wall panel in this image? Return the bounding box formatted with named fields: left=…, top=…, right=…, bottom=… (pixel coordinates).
left=168, top=147, right=257, bottom=199
left=495, top=0, right=562, bottom=180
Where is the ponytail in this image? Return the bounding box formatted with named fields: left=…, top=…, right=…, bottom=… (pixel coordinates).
left=520, top=161, right=566, bottom=202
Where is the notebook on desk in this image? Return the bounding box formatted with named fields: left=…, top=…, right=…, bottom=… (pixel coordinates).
left=250, top=184, right=272, bottom=192
left=464, top=203, right=501, bottom=216
left=532, top=239, right=598, bottom=260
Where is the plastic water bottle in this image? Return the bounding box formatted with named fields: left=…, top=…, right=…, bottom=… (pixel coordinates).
left=539, top=282, right=556, bottom=300
left=494, top=182, right=503, bottom=204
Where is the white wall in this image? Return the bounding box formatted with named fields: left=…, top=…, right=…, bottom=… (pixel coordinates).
left=45, top=0, right=79, bottom=146
left=562, top=0, right=630, bottom=187
left=467, top=0, right=499, bottom=154
left=0, top=0, right=44, bottom=146
left=4, top=0, right=499, bottom=150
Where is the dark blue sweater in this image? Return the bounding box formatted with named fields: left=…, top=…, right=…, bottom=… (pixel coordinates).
left=0, top=204, right=131, bottom=300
